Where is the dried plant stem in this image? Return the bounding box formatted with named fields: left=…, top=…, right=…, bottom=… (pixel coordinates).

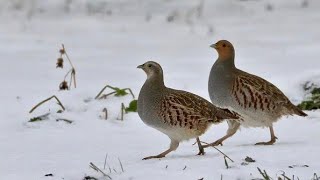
left=61, top=44, right=76, bottom=88
left=29, top=95, right=65, bottom=113
left=257, top=167, right=271, bottom=180
left=123, top=88, right=135, bottom=99
left=224, top=156, right=229, bottom=169
left=95, top=85, right=116, bottom=99
left=99, top=92, right=117, bottom=100
left=120, top=103, right=125, bottom=121
left=102, top=108, right=108, bottom=120
left=56, top=118, right=73, bottom=124
left=69, top=70, right=73, bottom=88
left=71, top=69, right=76, bottom=88
left=118, top=158, right=124, bottom=172
left=198, top=141, right=234, bottom=162
left=89, top=162, right=112, bottom=180
left=62, top=44, right=75, bottom=69
left=104, top=153, right=108, bottom=170
left=213, top=146, right=234, bottom=163
left=64, top=69, right=73, bottom=81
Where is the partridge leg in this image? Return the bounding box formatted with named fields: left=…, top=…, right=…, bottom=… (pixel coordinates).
left=196, top=137, right=205, bottom=155
left=255, top=126, right=278, bottom=145
left=203, top=121, right=240, bottom=148
left=143, top=139, right=179, bottom=160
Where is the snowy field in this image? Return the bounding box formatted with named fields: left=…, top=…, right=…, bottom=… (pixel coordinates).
left=1, top=0, right=320, bottom=179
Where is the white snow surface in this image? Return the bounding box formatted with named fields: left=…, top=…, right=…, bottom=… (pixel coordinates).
left=1, top=0, right=320, bottom=179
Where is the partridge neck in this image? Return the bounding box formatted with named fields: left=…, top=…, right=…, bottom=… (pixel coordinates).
left=145, top=74, right=166, bottom=92
left=214, top=56, right=236, bottom=71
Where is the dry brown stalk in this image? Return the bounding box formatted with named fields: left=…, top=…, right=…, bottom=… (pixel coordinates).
left=29, top=95, right=65, bottom=113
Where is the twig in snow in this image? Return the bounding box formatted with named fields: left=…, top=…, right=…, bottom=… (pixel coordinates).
left=56, top=118, right=73, bottom=124
left=29, top=95, right=65, bottom=113
left=118, top=158, right=124, bottom=172
left=83, top=176, right=98, bottom=180
left=89, top=162, right=112, bottom=180
left=120, top=103, right=125, bottom=121
left=198, top=141, right=234, bottom=162
left=104, top=153, right=108, bottom=170
left=113, top=168, right=117, bottom=173
left=29, top=113, right=50, bottom=122
left=257, top=167, right=271, bottom=180
left=182, top=166, right=187, bottom=170
left=224, top=156, right=229, bottom=169
left=102, top=108, right=108, bottom=120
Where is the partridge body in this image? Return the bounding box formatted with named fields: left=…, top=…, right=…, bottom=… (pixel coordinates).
left=207, top=40, right=307, bottom=146
left=137, top=61, right=238, bottom=160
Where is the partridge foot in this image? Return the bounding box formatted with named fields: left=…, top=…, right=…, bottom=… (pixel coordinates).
left=197, top=146, right=206, bottom=156
left=203, top=140, right=223, bottom=148
left=142, top=154, right=166, bottom=160
left=255, top=137, right=277, bottom=145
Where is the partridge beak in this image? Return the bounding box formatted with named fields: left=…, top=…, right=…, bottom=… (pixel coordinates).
left=137, top=64, right=144, bottom=69
left=210, top=43, right=217, bottom=49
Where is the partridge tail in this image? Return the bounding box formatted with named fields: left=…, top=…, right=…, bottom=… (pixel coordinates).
left=292, top=105, right=308, bottom=117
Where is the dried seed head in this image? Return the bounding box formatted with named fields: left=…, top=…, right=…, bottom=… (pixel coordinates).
left=56, top=58, right=64, bottom=68
left=59, top=48, right=65, bottom=54
left=59, top=81, right=69, bottom=90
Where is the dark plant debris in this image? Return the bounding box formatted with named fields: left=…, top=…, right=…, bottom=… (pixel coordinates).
left=56, top=58, right=64, bottom=68
left=29, top=113, right=50, bottom=122
left=288, top=164, right=309, bottom=168
left=83, top=176, right=98, bottom=180
left=245, top=156, right=256, bottom=163
left=59, top=80, right=69, bottom=90
left=56, top=118, right=73, bottom=124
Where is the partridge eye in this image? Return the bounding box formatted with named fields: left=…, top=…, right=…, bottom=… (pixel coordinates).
left=222, top=44, right=226, bottom=47
left=148, top=64, right=152, bottom=68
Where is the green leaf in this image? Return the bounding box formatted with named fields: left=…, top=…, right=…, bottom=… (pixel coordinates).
left=115, top=89, right=129, bottom=97
left=125, top=100, right=138, bottom=113
left=299, top=83, right=320, bottom=110
left=311, top=87, right=320, bottom=95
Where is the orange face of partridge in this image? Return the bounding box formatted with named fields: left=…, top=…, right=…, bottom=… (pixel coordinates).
left=210, top=40, right=235, bottom=60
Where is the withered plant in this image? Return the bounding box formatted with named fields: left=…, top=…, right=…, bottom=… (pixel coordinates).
left=56, top=44, right=76, bottom=90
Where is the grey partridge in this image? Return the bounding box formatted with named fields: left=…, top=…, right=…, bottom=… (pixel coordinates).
left=206, top=40, right=307, bottom=147
left=137, top=61, right=238, bottom=160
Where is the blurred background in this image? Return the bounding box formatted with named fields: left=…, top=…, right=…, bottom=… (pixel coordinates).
left=1, top=0, right=319, bottom=96
left=1, top=0, right=320, bottom=122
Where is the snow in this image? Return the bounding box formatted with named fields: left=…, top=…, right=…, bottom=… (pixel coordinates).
left=1, top=0, right=320, bottom=179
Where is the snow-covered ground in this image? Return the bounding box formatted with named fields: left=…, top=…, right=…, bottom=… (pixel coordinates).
left=1, top=0, right=320, bottom=179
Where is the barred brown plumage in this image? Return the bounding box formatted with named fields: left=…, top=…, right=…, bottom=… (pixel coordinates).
left=207, top=40, right=307, bottom=147
left=137, top=61, right=238, bottom=160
